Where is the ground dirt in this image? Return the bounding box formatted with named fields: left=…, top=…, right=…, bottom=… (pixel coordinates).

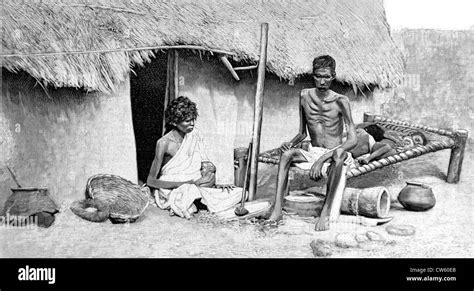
left=1, top=148, right=472, bottom=258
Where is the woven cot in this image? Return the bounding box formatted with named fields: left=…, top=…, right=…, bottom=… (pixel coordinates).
left=235, top=113, right=468, bottom=190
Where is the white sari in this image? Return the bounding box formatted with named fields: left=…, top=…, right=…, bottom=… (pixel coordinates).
left=154, top=129, right=243, bottom=219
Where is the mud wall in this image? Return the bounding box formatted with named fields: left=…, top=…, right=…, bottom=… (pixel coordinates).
left=380, top=29, right=473, bottom=141
left=0, top=70, right=137, bottom=210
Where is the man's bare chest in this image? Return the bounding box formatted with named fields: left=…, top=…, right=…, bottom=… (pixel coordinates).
left=303, top=99, right=341, bottom=120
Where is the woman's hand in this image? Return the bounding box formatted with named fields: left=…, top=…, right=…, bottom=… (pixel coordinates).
left=215, top=184, right=236, bottom=193
left=280, top=141, right=293, bottom=152
left=189, top=171, right=216, bottom=188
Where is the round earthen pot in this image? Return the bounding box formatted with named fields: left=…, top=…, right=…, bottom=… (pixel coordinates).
left=398, top=181, right=436, bottom=211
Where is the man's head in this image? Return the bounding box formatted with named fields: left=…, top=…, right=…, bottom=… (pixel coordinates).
left=165, top=96, right=198, bottom=134
left=312, top=55, right=336, bottom=92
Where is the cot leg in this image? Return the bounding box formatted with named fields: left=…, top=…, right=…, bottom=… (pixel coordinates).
left=447, top=129, right=469, bottom=183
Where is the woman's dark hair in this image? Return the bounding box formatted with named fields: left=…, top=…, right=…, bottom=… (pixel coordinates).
left=165, top=96, right=198, bottom=127
left=363, top=124, right=386, bottom=142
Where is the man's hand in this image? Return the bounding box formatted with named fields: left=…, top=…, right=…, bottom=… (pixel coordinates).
left=215, top=184, right=236, bottom=193
left=309, top=161, right=324, bottom=180
left=357, top=157, right=370, bottom=165
left=280, top=142, right=293, bottom=152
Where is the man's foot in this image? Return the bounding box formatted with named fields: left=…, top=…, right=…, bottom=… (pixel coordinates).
left=315, top=215, right=330, bottom=231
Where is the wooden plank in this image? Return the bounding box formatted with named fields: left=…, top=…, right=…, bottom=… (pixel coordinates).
left=447, top=129, right=468, bottom=183
left=248, top=23, right=269, bottom=201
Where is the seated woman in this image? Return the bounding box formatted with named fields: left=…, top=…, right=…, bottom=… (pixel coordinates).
left=146, top=96, right=243, bottom=219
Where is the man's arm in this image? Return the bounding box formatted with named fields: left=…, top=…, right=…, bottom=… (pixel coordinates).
left=338, top=96, right=358, bottom=152
left=281, top=92, right=308, bottom=151
left=146, top=140, right=194, bottom=189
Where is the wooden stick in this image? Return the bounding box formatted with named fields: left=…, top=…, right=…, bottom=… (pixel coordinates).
left=173, top=50, right=179, bottom=101
left=69, top=4, right=146, bottom=15
left=240, top=142, right=253, bottom=206
left=162, top=51, right=173, bottom=135
left=0, top=45, right=236, bottom=58
left=6, top=166, right=22, bottom=188
left=248, top=23, right=269, bottom=201
left=447, top=129, right=468, bottom=183
left=234, top=65, right=258, bottom=71
left=233, top=147, right=248, bottom=187
left=219, top=56, right=240, bottom=81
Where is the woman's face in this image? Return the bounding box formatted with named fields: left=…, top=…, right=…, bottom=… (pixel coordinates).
left=175, top=118, right=195, bottom=134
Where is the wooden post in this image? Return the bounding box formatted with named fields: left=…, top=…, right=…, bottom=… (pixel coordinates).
left=173, top=50, right=179, bottom=101
left=248, top=23, right=269, bottom=201
left=162, top=50, right=179, bottom=135
left=447, top=129, right=468, bottom=183
left=363, top=112, right=379, bottom=123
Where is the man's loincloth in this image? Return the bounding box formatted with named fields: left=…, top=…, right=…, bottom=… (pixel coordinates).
left=294, top=145, right=355, bottom=177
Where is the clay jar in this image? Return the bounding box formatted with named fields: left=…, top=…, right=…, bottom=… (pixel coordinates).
left=398, top=181, right=436, bottom=211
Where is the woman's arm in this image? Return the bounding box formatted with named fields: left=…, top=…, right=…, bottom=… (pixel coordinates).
left=146, top=140, right=195, bottom=189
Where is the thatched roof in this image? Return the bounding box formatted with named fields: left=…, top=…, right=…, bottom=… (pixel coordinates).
left=1, top=0, right=404, bottom=93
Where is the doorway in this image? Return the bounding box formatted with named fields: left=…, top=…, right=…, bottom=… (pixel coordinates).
left=130, top=51, right=168, bottom=184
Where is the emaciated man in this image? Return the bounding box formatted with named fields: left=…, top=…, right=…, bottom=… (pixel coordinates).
left=267, top=55, right=358, bottom=231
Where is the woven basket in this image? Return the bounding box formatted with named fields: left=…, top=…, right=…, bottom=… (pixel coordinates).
left=70, top=199, right=110, bottom=223
left=86, top=174, right=150, bottom=223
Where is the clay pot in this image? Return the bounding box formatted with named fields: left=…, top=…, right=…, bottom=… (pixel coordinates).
left=398, top=181, right=436, bottom=211
left=3, top=187, right=59, bottom=227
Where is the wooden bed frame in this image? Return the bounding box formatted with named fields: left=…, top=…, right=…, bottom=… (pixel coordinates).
left=234, top=113, right=468, bottom=192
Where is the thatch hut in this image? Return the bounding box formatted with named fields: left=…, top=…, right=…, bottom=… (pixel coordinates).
left=1, top=0, right=403, bottom=207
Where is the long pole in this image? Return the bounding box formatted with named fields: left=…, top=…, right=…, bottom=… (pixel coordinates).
left=248, top=23, right=269, bottom=201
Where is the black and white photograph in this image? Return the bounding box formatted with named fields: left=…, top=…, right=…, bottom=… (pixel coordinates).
left=0, top=0, right=472, bottom=288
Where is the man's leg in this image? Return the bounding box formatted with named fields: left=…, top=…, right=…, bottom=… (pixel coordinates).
left=315, top=148, right=347, bottom=231
left=268, top=149, right=306, bottom=222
